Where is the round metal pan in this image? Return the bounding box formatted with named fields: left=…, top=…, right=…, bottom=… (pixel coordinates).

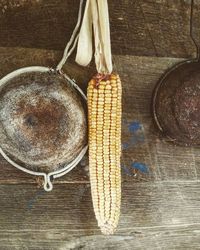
left=152, top=59, right=200, bottom=146
left=0, top=66, right=88, bottom=191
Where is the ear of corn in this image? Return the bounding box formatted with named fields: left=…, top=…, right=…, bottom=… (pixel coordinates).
left=87, top=73, right=122, bottom=235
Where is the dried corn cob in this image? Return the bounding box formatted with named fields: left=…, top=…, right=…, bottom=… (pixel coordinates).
left=88, top=73, right=122, bottom=235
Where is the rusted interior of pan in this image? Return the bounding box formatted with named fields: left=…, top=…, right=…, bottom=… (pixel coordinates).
left=0, top=67, right=87, bottom=173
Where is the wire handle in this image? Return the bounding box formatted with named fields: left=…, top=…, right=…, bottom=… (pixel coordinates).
left=56, top=0, right=85, bottom=71
left=190, top=0, right=199, bottom=60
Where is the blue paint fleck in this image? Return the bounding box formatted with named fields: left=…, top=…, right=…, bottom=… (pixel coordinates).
left=122, top=121, right=145, bottom=150
left=128, top=121, right=142, bottom=133
left=27, top=189, right=45, bottom=209
left=122, top=142, right=129, bottom=150
left=131, top=162, right=149, bottom=174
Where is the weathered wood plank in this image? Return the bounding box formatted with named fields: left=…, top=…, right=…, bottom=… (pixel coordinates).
left=1, top=182, right=200, bottom=249
left=1, top=228, right=200, bottom=250
left=0, top=1, right=200, bottom=249
left=115, top=55, right=200, bottom=182
left=0, top=47, right=200, bottom=186
left=0, top=0, right=196, bottom=58
left=139, top=0, right=196, bottom=58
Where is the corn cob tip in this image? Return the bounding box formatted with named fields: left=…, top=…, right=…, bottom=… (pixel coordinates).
left=99, top=222, right=116, bottom=235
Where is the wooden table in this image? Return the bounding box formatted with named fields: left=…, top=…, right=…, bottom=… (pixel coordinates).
left=0, top=1, right=200, bottom=249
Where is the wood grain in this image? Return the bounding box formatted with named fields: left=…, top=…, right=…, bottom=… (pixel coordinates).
left=0, top=47, right=200, bottom=249
left=0, top=0, right=197, bottom=58
left=1, top=183, right=200, bottom=249
left=1, top=47, right=199, bottom=186
left=0, top=0, right=200, bottom=249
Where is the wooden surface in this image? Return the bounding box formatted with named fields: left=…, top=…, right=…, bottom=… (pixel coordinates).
left=0, top=0, right=198, bottom=58
left=0, top=0, right=200, bottom=249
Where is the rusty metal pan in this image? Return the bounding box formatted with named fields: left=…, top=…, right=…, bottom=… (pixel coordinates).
left=152, top=59, right=200, bottom=146
left=0, top=66, right=88, bottom=191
